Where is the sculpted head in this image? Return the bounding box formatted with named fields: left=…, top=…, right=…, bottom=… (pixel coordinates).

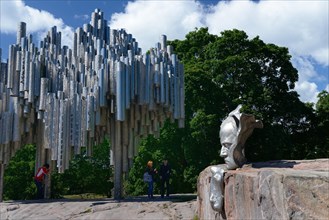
left=219, top=105, right=263, bottom=170
left=219, top=106, right=241, bottom=169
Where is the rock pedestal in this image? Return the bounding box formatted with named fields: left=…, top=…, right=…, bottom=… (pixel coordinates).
left=197, top=165, right=226, bottom=220
left=197, top=159, right=329, bottom=220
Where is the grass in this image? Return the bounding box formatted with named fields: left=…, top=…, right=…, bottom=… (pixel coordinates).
left=80, top=208, right=92, bottom=214
left=193, top=214, right=199, bottom=220
left=171, top=194, right=197, bottom=202
left=63, top=193, right=107, bottom=200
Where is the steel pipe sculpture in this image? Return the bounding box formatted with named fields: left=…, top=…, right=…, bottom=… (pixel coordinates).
left=0, top=9, right=185, bottom=200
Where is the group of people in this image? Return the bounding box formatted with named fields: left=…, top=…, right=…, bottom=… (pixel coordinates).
left=34, top=159, right=171, bottom=200
left=144, top=159, right=171, bottom=199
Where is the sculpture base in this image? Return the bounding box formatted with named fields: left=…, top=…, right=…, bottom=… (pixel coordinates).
left=197, top=159, right=329, bottom=220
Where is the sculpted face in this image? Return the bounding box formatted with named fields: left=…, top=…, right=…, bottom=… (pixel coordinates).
left=219, top=119, right=239, bottom=170
left=219, top=104, right=263, bottom=169
left=210, top=105, right=263, bottom=213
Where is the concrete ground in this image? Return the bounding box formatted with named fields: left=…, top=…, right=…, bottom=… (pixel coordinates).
left=0, top=194, right=197, bottom=220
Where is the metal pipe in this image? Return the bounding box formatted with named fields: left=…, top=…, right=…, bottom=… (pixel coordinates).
left=0, top=10, right=185, bottom=200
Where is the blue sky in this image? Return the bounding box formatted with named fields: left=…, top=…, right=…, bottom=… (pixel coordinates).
left=0, top=0, right=328, bottom=104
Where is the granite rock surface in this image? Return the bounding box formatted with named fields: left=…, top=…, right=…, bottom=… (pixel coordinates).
left=197, top=159, right=329, bottom=220
left=0, top=194, right=196, bottom=220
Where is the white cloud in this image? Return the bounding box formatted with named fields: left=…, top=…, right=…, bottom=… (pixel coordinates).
left=109, top=0, right=328, bottom=104
left=206, top=1, right=329, bottom=65
left=205, top=0, right=328, bottom=103
left=0, top=0, right=74, bottom=47
left=291, top=56, right=318, bottom=82
left=0, top=0, right=327, bottom=103
left=295, top=81, right=318, bottom=103
left=109, top=0, right=204, bottom=53
left=292, top=55, right=325, bottom=103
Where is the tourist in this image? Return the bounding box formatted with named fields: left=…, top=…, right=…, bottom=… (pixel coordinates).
left=145, top=161, right=157, bottom=199
left=159, top=158, right=171, bottom=198
left=34, top=163, right=50, bottom=199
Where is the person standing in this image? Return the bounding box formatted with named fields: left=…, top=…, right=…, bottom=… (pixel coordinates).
left=159, top=158, right=171, bottom=198
left=145, top=161, right=157, bottom=199
left=34, top=163, right=49, bottom=199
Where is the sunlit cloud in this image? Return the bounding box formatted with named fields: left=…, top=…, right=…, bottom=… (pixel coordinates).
left=110, top=0, right=328, bottom=103
left=0, top=0, right=327, bottom=104
left=0, top=0, right=74, bottom=47
left=295, top=81, right=319, bottom=103
left=109, top=0, right=204, bottom=53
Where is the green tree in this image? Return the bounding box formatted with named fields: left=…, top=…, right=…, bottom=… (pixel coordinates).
left=3, top=145, right=36, bottom=200
left=124, top=28, right=325, bottom=195
left=124, top=120, right=190, bottom=195
left=305, top=90, right=329, bottom=158
left=177, top=28, right=315, bottom=160
left=4, top=140, right=113, bottom=200
left=60, top=139, right=113, bottom=196
left=169, top=29, right=315, bottom=186
left=316, top=90, right=329, bottom=122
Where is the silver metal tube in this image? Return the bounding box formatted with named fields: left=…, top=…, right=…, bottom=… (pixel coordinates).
left=0, top=9, right=185, bottom=200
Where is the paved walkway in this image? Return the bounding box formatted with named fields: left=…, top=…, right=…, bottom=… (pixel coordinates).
left=0, top=194, right=197, bottom=219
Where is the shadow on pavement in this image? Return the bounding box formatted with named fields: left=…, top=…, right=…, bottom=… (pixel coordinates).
left=2, top=194, right=197, bottom=205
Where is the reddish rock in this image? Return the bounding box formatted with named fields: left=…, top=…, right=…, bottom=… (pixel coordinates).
left=197, top=159, right=329, bottom=220
left=197, top=166, right=226, bottom=220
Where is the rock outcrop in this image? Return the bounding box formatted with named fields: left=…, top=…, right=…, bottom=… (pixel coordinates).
left=197, top=159, right=329, bottom=220
left=0, top=195, right=196, bottom=219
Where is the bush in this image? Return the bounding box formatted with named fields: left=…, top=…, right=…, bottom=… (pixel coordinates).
left=57, top=139, right=113, bottom=197
left=4, top=139, right=113, bottom=200
left=3, top=145, right=36, bottom=200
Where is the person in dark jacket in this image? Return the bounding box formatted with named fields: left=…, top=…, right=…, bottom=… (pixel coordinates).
left=159, top=158, right=171, bottom=198
left=146, top=160, right=157, bottom=199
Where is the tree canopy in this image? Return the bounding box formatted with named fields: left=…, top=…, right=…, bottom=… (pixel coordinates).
left=126, top=28, right=328, bottom=194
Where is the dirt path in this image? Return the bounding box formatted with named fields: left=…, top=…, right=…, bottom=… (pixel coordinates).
left=0, top=194, right=197, bottom=220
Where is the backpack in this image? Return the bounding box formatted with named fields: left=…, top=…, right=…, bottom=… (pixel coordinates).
left=143, top=172, right=152, bottom=182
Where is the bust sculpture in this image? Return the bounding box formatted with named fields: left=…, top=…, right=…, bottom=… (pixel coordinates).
left=210, top=105, right=263, bottom=212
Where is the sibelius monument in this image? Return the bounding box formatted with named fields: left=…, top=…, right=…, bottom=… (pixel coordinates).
left=0, top=9, right=185, bottom=200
